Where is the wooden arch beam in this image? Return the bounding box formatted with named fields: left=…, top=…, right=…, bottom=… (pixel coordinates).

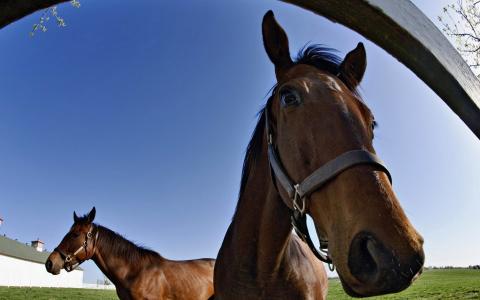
left=0, top=0, right=69, bottom=30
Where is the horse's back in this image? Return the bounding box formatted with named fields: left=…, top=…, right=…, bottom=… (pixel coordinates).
left=162, top=258, right=215, bottom=300
left=128, top=257, right=214, bottom=300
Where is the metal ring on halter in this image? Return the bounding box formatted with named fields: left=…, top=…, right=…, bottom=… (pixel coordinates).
left=323, top=251, right=335, bottom=271
left=292, top=184, right=306, bottom=215
left=65, top=255, right=72, bottom=263
left=328, top=262, right=335, bottom=271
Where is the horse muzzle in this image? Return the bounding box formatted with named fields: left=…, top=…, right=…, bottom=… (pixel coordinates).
left=45, top=252, right=63, bottom=275
left=343, top=231, right=424, bottom=297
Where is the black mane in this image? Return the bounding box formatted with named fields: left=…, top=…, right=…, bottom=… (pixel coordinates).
left=96, top=225, right=161, bottom=262
left=237, top=107, right=268, bottom=203
left=74, top=212, right=161, bottom=262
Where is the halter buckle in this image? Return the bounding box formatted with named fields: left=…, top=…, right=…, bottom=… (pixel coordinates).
left=292, top=184, right=306, bottom=215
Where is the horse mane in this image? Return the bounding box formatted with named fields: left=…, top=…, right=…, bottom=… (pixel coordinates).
left=235, top=45, right=364, bottom=211
left=237, top=106, right=268, bottom=204
left=95, top=224, right=161, bottom=262
left=75, top=213, right=159, bottom=261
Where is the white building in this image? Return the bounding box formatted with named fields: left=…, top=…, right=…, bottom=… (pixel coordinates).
left=0, top=235, right=83, bottom=288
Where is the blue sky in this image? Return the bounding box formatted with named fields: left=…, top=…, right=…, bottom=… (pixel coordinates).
left=0, top=1, right=478, bottom=283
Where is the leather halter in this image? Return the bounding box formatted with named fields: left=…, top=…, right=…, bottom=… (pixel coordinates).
left=55, top=225, right=99, bottom=272
left=264, top=106, right=392, bottom=269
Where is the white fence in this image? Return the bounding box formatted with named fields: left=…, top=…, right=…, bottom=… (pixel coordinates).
left=83, top=283, right=116, bottom=290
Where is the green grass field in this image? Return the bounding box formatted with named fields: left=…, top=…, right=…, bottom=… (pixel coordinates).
left=0, top=269, right=478, bottom=299
left=328, top=269, right=480, bottom=299
left=0, top=287, right=118, bottom=300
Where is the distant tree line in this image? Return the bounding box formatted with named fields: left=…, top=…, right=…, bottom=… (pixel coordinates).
left=469, top=265, right=480, bottom=269
left=424, top=265, right=480, bottom=270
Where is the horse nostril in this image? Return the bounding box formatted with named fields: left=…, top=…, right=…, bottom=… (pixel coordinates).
left=409, top=251, right=425, bottom=280
left=348, top=232, right=380, bottom=284
left=46, top=259, right=53, bottom=272
left=347, top=231, right=426, bottom=295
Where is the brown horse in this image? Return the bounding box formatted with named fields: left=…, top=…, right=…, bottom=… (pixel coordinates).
left=46, top=207, right=215, bottom=300
left=214, top=11, right=424, bottom=299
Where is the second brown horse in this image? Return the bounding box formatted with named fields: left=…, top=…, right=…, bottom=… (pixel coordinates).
left=46, top=207, right=215, bottom=300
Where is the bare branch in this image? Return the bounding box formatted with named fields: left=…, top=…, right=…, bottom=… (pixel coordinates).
left=458, top=45, right=480, bottom=52
left=440, top=0, right=480, bottom=75
left=449, top=32, right=480, bottom=41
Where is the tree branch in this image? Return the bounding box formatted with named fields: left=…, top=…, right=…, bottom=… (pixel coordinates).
left=457, top=3, right=479, bottom=37
left=449, top=32, right=480, bottom=42
left=458, top=45, right=480, bottom=52
left=0, top=0, right=69, bottom=30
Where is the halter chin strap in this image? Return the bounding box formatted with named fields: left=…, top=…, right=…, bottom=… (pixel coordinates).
left=55, top=225, right=99, bottom=272
left=265, top=108, right=392, bottom=268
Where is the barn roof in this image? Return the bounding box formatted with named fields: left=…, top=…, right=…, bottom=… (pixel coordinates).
left=0, top=235, right=82, bottom=270
left=0, top=235, right=51, bottom=264
left=0, top=235, right=49, bottom=264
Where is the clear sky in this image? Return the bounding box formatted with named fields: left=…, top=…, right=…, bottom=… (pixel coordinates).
left=0, top=0, right=478, bottom=283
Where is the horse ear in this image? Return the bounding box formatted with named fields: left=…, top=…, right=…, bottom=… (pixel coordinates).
left=339, top=42, right=367, bottom=88
left=73, top=211, right=79, bottom=223
left=262, top=10, right=293, bottom=80
left=87, top=207, right=96, bottom=223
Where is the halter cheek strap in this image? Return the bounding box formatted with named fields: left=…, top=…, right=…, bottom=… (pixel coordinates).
left=55, top=225, right=99, bottom=272
left=265, top=108, right=392, bottom=268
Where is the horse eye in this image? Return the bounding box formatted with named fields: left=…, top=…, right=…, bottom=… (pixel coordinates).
left=280, top=89, right=301, bottom=107
left=371, top=120, right=377, bottom=139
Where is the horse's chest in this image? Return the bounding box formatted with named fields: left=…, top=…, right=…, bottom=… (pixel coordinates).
left=218, top=274, right=322, bottom=300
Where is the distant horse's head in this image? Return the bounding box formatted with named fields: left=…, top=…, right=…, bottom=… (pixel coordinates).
left=262, top=11, right=424, bottom=297
left=46, top=207, right=97, bottom=275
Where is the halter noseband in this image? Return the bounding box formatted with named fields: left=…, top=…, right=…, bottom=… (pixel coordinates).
left=265, top=107, right=392, bottom=270
left=55, top=225, right=99, bottom=272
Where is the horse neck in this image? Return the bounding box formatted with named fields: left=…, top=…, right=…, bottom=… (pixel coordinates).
left=91, top=225, right=162, bottom=288
left=226, top=132, right=293, bottom=276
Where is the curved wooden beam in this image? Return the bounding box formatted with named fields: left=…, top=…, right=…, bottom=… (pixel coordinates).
left=282, top=0, right=480, bottom=139
left=0, top=0, right=69, bottom=30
